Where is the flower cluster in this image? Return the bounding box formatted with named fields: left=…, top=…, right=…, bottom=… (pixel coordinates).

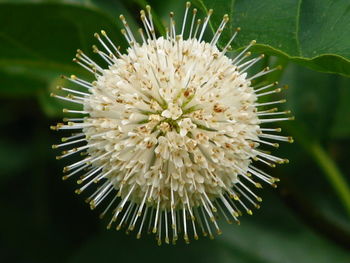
left=51, top=2, right=293, bottom=245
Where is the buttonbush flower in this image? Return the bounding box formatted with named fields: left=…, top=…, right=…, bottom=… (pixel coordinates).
left=51, top=2, right=293, bottom=245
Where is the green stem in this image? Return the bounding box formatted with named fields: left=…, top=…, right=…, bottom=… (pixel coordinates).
left=282, top=117, right=350, bottom=218
left=268, top=58, right=350, bottom=218
left=308, top=141, right=350, bottom=217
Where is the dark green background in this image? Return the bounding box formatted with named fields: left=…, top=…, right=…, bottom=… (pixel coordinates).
left=1, top=0, right=350, bottom=262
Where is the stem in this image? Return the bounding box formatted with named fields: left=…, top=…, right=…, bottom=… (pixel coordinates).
left=309, top=142, right=350, bottom=217
left=282, top=120, right=350, bottom=218
left=265, top=57, right=350, bottom=218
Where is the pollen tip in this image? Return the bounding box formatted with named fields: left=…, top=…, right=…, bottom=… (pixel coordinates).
left=275, top=88, right=282, bottom=93
left=92, top=45, right=98, bottom=52
left=247, top=209, right=253, bottom=215
left=236, top=27, right=241, bottom=32
left=184, top=234, right=190, bottom=244
left=186, top=2, right=191, bottom=8
left=75, top=189, right=82, bottom=194
left=94, top=32, right=100, bottom=38
left=255, top=183, right=263, bottom=188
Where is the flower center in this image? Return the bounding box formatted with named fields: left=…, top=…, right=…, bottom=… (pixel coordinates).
left=161, top=103, right=183, bottom=120
left=148, top=101, right=197, bottom=136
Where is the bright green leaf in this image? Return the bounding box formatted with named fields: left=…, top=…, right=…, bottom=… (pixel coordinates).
left=194, top=0, right=350, bottom=77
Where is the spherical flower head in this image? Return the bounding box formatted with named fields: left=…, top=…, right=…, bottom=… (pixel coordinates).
left=51, top=2, right=293, bottom=245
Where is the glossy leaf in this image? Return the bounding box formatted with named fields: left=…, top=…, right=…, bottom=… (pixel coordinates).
left=194, top=0, right=350, bottom=77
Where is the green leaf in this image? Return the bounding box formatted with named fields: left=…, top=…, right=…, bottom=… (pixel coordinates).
left=0, top=0, right=138, bottom=116
left=0, top=0, right=134, bottom=78
left=0, top=69, right=47, bottom=96
left=194, top=0, right=350, bottom=77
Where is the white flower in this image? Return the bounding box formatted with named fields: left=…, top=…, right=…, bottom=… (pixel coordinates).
left=51, top=2, right=293, bottom=245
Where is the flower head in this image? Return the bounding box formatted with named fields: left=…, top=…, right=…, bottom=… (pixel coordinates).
left=51, top=2, right=293, bottom=245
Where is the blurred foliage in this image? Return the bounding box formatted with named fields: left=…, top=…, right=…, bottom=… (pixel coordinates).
left=0, top=0, right=350, bottom=262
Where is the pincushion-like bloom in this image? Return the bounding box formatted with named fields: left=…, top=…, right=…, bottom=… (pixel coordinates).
left=51, top=2, right=293, bottom=244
